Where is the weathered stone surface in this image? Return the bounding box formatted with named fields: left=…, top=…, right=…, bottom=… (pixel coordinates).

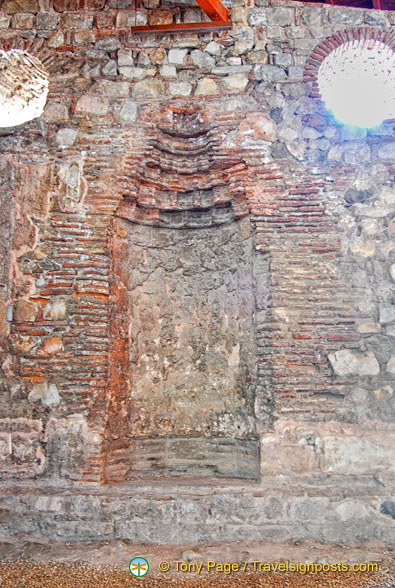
left=113, top=219, right=256, bottom=442
left=247, top=9, right=267, bottom=27
left=195, top=78, right=218, bottom=95
left=3, top=0, right=38, bottom=13
left=327, top=6, right=364, bottom=25
left=36, top=13, right=59, bottom=29
left=102, top=60, right=117, bottom=76
left=133, top=79, right=164, bottom=98
left=390, top=264, right=395, bottom=282
left=148, top=8, right=172, bottom=26
left=37, top=336, right=64, bottom=356
left=349, top=239, right=375, bottom=258
left=160, top=65, right=176, bottom=78
left=56, top=127, right=76, bottom=149
left=380, top=501, right=395, bottom=519
left=168, top=48, right=188, bottom=65
left=75, top=94, right=109, bottom=116
left=238, top=113, right=277, bottom=142
left=14, top=300, right=37, bottom=322
left=386, top=355, right=395, bottom=374
left=378, top=142, right=395, bottom=160
left=205, top=41, right=220, bottom=55
left=223, top=73, right=249, bottom=90
left=117, top=49, right=133, bottom=66
left=267, top=7, right=293, bottom=26
left=190, top=50, right=215, bottom=69
left=213, top=65, right=251, bottom=76
left=1, top=0, right=395, bottom=550
left=118, top=100, right=137, bottom=123
left=43, top=299, right=67, bottom=321
left=29, top=382, right=60, bottom=406
left=150, top=48, right=166, bottom=64
left=373, top=386, right=393, bottom=400
left=95, top=36, right=121, bottom=52
left=356, top=322, right=380, bottom=334
left=254, top=65, right=286, bottom=82
left=168, top=81, right=192, bottom=96
left=328, top=350, right=380, bottom=377
left=379, top=305, right=395, bottom=324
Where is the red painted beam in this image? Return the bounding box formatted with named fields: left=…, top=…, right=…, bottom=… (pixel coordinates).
left=194, top=0, right=228, bottom=22
left=372, top=0, right=382, bottom=8
left=131, top=20, right=232, bottom=34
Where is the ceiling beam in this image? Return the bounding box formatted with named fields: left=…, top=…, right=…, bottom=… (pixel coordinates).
left=194, top=0, right=228, bottom=21
left=131, top=20, right=232, bottom=34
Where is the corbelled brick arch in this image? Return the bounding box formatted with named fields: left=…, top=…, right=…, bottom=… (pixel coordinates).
left=104, top=104, right=259, bottom=482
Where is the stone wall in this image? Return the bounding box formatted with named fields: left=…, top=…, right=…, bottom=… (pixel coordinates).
left=0, top=0, right=394, bottom=546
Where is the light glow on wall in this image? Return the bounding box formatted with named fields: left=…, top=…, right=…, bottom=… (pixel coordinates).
left=0, top=49, right=48, bottom=128
left=318, top=40, right=395, bottom=128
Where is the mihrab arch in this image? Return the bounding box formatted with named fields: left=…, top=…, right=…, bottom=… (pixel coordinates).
left=104, top=106, right=260, bottom=481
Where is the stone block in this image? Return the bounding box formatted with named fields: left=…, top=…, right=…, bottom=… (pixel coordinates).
left=377, top=142, right=395, bottom=161
left=95, top=36, right=121, bottom=52
left=116, top=9, right=146, bottom=27
left=379, top=305, right=395, bottom=324
left=223, top=73, right=248, bottom=91
left=61, top=14, right=93, bottom=29
left=75, top=94, right=109, bottom=116
left=0, top=15, right=11, bottom=27
left=37, top=336, right=64, bottom=356
left=36, top=13, right=59, bottom=30
left=160, top=65, right=176, bottom=78
left=386, top=355, right=395, bottom=374
left=168, top=81, right=192, bottom=97
left=3, top=0, right=38, bottom=13
left=29, top=381, right=60, bottom=406
left=321, top=433, right=395, bottom=474
left=102, top=60, right=117, bottom=76
left=43, top=299, right=67, bottom=320
left=191, top=50, right=215, bottom=69
left=267, top=7, right=293, bottom=26
left=247, top=9, right=267, bottom=27
left=327, top=6, right=363, bottom=25
left=205, top=41, right=220, bottom=55
left=254, top=65, right=286, bottom=82
left=56, top=128, right=77, bottom=148
left=356, top=322, right=380, bottom=334
left=95, top=80, right=129, bottom=97
left=150, top=48, right=166, bottom=64
left=195, top=78, right=218, bottom=95
left=349, top=239, right=375, bottom=258
left=274, top=53, right=292, bottom=67
left=168, top=49, right=188, bottom=65
left=12, top=13, right=33, bottom=28
left=133, top=79, right=164, bottom=98
left=14, top=299, right=37, bottom=322
left=148, top=8, right=172, bottom=26
left=117, top=100, right=137, bottom=124
left=328, top=349, right=380, bottom=377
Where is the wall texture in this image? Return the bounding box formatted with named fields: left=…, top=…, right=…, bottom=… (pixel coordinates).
left=0, top=0, right=394, bottom=548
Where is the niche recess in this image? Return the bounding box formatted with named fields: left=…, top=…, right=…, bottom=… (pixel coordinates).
left=105, top=108, right=259, bottom=481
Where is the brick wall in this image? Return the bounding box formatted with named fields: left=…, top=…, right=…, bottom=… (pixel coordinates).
left=0, top=0, right=394, bottom=544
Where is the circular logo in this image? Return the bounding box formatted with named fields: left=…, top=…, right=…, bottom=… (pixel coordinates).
left=129, top=556, right=150, bottom=577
